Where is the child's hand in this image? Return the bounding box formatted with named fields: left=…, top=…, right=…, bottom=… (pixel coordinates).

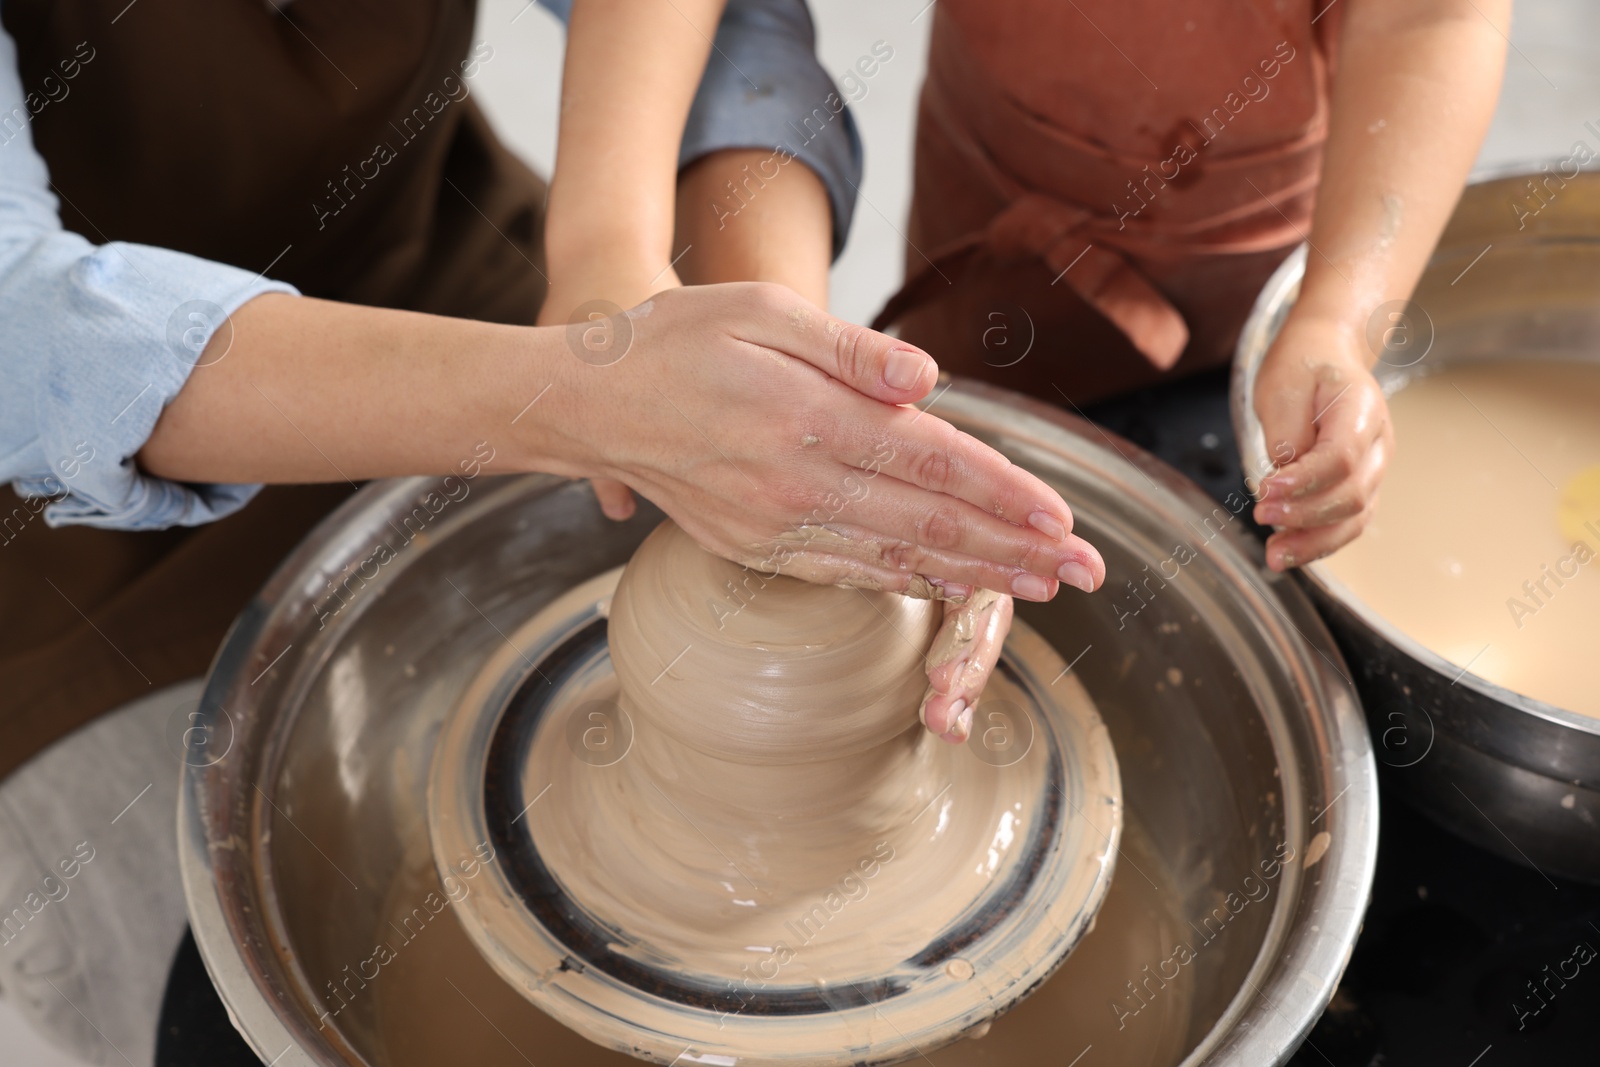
left=919, top=588, right=1013, bottom=744
left=1251, top=312, right=1394, bottom=570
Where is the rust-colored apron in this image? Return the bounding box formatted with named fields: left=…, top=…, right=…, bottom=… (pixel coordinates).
left=875, top=0, right=1342, bottom=405
left=0, top=0, right=549, bottom=779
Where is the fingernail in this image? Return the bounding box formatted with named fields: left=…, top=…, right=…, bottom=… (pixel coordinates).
left=1056, top=560, right=1095, bottom=593
left=1255, top=504, right=1286, bottom=524
left=885, top=348, right=927, bottom=391
left=1011, top=573, right=1051, bottom=601
left=941, top=699, right=970, bottom=743
left=1028, top=511, right=1067, bottom=540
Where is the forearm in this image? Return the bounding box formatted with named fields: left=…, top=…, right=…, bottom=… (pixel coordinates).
left=135, top=283, right=1105, bottom=635
left=137, top=294, right=585, bottom=485
left=674, top=146, right=833, bottom=305
left=1294, top=0, right=1508, bottom=333
left=543, top=0, right=726, bottom=313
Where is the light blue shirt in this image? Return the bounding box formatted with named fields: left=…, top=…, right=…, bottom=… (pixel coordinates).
left=0, top=23, right=295, bottom=531
left=0, top=1, right=860, bottom=532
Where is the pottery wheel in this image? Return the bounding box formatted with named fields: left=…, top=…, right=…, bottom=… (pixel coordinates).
left=428, top=522, right=1122, bottom=1065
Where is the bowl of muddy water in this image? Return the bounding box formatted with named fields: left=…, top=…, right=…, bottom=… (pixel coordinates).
left=1232, top=167, right=1600, bottom=884
left=179, top=379, right=1375, bottom=1067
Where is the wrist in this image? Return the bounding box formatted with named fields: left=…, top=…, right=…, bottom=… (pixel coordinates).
left=1278, top=304, right=1355, bottom=336
left=542, top=255, right=678, bottom=321
left=1289, top=268, right=1412, bottom=366
left=490, top=322, right=607, bottom=482
left=1259, top=315, right=1378, bottom=404
left=1285, top=271, right=1360, bottom=325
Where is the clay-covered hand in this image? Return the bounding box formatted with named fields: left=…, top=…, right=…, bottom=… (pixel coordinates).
left=918, top=588, right=1013, bottom=744
left=557, top=282, right=1106, bottom=603
left=1251, top=312, right=1394, bottom=570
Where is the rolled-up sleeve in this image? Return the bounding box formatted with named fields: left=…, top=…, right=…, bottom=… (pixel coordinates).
left=0, top=23, right=295, bottom=531
left=539, top=0, right=863, bottom=258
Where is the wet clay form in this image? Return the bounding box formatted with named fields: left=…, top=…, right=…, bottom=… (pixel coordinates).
left=428, top=521, right=1122, bottom=1065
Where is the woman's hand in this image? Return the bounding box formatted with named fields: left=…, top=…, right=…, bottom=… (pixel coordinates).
left=1252, top=312, right=1393, bottom=570
left=550, top=281, right=1105, bottom=603
left=548, top=282, right=1088, bottom=744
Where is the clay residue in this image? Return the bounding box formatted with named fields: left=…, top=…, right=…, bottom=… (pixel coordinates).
left=1375, top=193, right=1403, bottom=253
left=924, top=588, right=1005, bottom=674
left=766, top=522, right=856, bottom=550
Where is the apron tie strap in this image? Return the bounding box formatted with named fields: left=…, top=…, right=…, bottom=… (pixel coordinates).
left=873, top=193, right=1188, bottom=370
